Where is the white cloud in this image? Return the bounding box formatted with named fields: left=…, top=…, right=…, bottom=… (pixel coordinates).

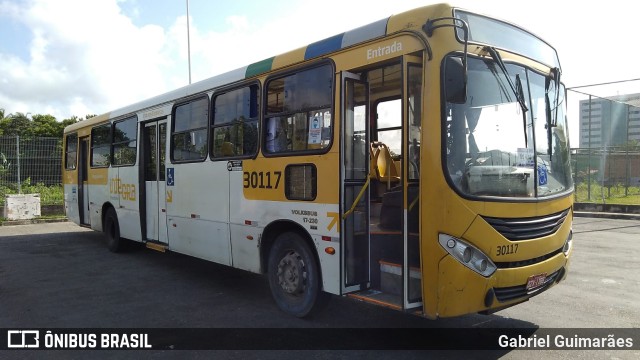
left=0, top=0, right=181, bottom=120
left=2, top=0, right=639, bottom=140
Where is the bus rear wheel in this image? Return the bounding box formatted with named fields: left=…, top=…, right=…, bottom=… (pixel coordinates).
left=104, top=207, right=123, bottom=253
left=267, top=232, right=326, bottom=317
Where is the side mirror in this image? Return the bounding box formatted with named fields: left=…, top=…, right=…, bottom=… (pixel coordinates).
left=444, top=57, right=467, bottom=104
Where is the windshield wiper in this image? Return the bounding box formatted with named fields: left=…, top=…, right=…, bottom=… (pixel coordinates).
left=549, top=67, right=562, bottom=127
left=484, top=46, right=528, bottom=113
left=484, top=46, right=529, bottom=147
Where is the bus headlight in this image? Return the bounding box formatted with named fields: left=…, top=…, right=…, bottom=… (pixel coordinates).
left=438, top=234, right=497, bottom=277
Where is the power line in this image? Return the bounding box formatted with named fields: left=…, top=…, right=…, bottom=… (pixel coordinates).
left=566, top=78, right=640, bottom=90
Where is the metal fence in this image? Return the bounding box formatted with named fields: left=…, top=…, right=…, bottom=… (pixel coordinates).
left=0, top=136, right=62, bottom=192
left=571, top=147, right=640, bottom=203
left=567, top=79, right=640, bottom=205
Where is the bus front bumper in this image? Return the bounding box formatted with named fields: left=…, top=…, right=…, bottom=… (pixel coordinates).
left=435, top=246, right=571, bottom=318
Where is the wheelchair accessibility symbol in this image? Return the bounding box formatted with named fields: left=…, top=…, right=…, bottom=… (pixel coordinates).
left=167, top=168, right=175, bottom=186
left=538, top=165, right=548, bottom=186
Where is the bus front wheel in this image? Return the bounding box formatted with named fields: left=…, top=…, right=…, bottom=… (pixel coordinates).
left=268, top=232, right=325, bottom=317
left=104, top=207, right=123, bottom=253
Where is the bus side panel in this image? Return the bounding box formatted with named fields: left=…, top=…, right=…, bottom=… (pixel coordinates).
left=166, top=162, right=231, bottom=265
left=229, top=223, right=261, bottom=273
left=64, top=183, right=81, bottom=225
left=229, top=168, right=261, bottom=273
left=169, top=217, right=231, bottom=265
left=63, top=157, right=80, bottom=224
left=230, top=199, right=342, bottom=294
left=115, top=165, right=142, bottom=242
left=235, top=155, right=342, bottom=295
left=87, top=167, right=109, bottom=231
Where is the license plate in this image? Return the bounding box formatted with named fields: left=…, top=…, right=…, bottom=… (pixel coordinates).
left=526, top=273, right=547, bottom=290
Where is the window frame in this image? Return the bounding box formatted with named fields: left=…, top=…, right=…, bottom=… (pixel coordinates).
left=170, top=94, right=210, bottom=164
left=210, top=81, right=260, bottom=160
left=262, top=60, right=335, bottom=157
left=374, top=96, right=403, bottom=158
left=284, top=163, right=318, bottom=201
left=64, top=133, right=78, bottom=170
left=111, top=115, right=138, bottom=167
left=90, top=123, right=111, bottom=168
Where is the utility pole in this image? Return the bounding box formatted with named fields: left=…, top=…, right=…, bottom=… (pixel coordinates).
left=186, top=0, right=192, bottom=84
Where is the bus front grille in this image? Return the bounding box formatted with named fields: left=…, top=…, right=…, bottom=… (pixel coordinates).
left=483, top=209, right=570, bottom=241
left=494, top=247, right=563, bottom=269
left=493, top=269, right=562, bottom=303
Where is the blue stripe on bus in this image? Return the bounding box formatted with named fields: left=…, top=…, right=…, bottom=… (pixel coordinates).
left=305, top=33, right=345, bottom=60
left=341, top=17, right=389, bottom=48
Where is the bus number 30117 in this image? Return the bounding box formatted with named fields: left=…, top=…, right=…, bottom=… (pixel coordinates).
left=496, top=244, right=519, bottom=256
left=243, top=171, right=282, bottom=189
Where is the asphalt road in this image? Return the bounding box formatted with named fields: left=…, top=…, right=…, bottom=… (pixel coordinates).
left=0, top=218, right=639, bottom=359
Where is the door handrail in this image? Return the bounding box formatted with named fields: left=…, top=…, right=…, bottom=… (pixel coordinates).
left=343, top=175, right=371, bottom=219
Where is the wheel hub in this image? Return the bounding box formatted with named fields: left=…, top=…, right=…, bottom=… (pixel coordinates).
left=277, top=251, right=306, bottom=294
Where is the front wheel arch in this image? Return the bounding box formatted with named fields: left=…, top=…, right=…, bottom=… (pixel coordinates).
left=267, top=231, right=328, bottom=317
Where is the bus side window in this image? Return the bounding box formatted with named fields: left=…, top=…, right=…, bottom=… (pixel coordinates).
left=264, top=63, right=333, bottom=155
left=211, top=84, right=259, bottom=159
left=65, top=133, right=78, bottom=170
left=172, top=97, right=209, bottom=162
left=112, top=116, right=138, bottom=166
left=90, top=124, right=111, bottom=167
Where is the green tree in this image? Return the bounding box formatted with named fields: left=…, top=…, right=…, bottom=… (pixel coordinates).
left=0, top=108, right=4, bottom=135
left=31, top=114, right=62, bottom=137
left=0, top=110, right=95, bottom=138
left=0, top=112, right=31, bottom=136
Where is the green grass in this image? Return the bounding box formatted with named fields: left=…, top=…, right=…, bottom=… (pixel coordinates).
left=574, top=181, right=640, bottom=205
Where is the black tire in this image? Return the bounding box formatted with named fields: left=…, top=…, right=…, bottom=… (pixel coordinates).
left=267, top=232, right=327, bottom=317
left=104, top=207, right=123, bottom=253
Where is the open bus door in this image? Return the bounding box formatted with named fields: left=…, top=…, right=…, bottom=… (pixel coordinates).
left=340, top=55, right=424, bottom=311
left=341, top=71, right=370, bottom=293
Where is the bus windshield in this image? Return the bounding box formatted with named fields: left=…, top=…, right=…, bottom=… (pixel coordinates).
left=444, top=56, right=573, bottom=199
left=454, top=10, right=560, bottom=69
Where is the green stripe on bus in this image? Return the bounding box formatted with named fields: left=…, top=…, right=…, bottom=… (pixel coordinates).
left=245, top=57, right=275, bottom=78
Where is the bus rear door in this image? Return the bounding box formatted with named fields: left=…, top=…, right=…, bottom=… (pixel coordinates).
left=78, top=137, right=90, bottom=226
left=141, top=119, right=168, bottom=244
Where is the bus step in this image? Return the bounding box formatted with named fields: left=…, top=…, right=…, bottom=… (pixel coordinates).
left=146, top=242, right=167, bottom=253
left=347, top=290, right=402, bottom=311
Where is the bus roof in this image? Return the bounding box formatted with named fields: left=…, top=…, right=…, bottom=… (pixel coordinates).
left=64, top=3, right=455, bottom=134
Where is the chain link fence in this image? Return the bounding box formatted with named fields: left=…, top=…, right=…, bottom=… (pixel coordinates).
left=568, top=80, right=640, bottom=205
left=0, top=136, right=63, bottom=205
left=571, top=147, right=640, bottom=204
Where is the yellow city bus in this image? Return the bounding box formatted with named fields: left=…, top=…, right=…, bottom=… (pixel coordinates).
left=63, top=3, right=573, bottom=318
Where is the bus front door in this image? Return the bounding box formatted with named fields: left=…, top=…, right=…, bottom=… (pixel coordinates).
left=142, top=120, right=168, bottom=244
left=341, top=72, right=370, bottom=293
left=341, top=56, right=424, bottom=311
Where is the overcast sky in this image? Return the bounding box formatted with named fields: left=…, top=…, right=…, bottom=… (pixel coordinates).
left=1, top=0, right=639, bottom=143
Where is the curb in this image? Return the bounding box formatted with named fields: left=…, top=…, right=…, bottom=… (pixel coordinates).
left=0, top=218, right=68, bottom=226
left=573, top=212, right=640, bottom=220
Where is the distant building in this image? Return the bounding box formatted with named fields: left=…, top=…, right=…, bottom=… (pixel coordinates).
left=579, top=93, right=640, bottom=148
